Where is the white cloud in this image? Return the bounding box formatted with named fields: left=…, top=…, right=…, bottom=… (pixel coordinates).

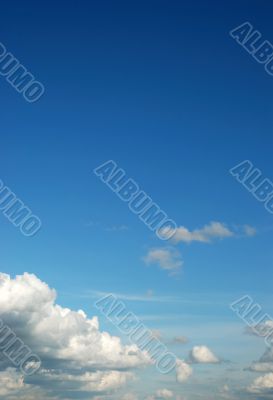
left=155, top=388, right=174, bottom=398
left=0, top=368, right=25, bottom=396
left=143, top=247, right=183, bottom=273
left=146, top=388, right=180, bottom=400
left=163, top=221, right=234, bottom=243
left=0, top=272, right=151, bottom=399
left=146, top=389, right=187, bottom=400
left=40, top=369, right=134, bottom=392
left=222, top=384, right=229, bottom=392
left=161, top=221, right=256, bottom=243
left=0, top=272, right=150, bottom=369
left=248, top=372, right=273, bottom=394
left=249, top=362, right=273, bottom=372
left=122, top=394, right=139, bottom=400
left=0, top=368, right=57, bottom=400
left=176, top=359, right=192, bottom=383
left=243, top=224, right=257, bottom=237
left=188, top=346, right=219, bottom=364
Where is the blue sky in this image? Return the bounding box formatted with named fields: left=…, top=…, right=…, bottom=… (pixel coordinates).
left=0, top=1, right=273, bottom=399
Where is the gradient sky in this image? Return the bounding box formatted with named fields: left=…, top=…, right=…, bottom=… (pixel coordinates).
left=0, top=1, right=273, bottom=399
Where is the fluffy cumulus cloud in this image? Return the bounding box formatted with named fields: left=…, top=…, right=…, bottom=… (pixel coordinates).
left=188, top=346, right=219, bottom=364
left=143, top=247, right=183, bottom=274
left=176, top=359, right=193, bottom=383
left=0, top=272, right=151, bottom=399
left=248, top=372, right=273, bottom=394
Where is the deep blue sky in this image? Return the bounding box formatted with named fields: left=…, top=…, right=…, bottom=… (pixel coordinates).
left=0, top=4, right=273, bottom=395
left=1, top=0, right=272, bottom=288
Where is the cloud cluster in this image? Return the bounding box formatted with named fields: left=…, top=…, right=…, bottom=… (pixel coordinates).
left=0, top=273, right=228, bottom=399
left=0, top=272, right=151, bottom=399
left=143, top=221, right=255, bottom=275
left=0, top=368, right=57, bottom=400
left=247, top=347, right=273, bottom=395
left=160, top=221, right=257, bottom=243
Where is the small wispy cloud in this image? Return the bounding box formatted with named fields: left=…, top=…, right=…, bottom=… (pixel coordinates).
left=169, top=221, right=234, bottom=244
left=143, top=247, right=183, bottom=274
left=150, top=329, right=162, bottom=340
left=160, top=221, right=256, bottom=243
left=241, top=224, right=257, bottom=237
left=105, top=225, right=129, bottom=232
left=86, top=290, right=178, bottom=302
left=172, top=336, right=189, bottom=345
